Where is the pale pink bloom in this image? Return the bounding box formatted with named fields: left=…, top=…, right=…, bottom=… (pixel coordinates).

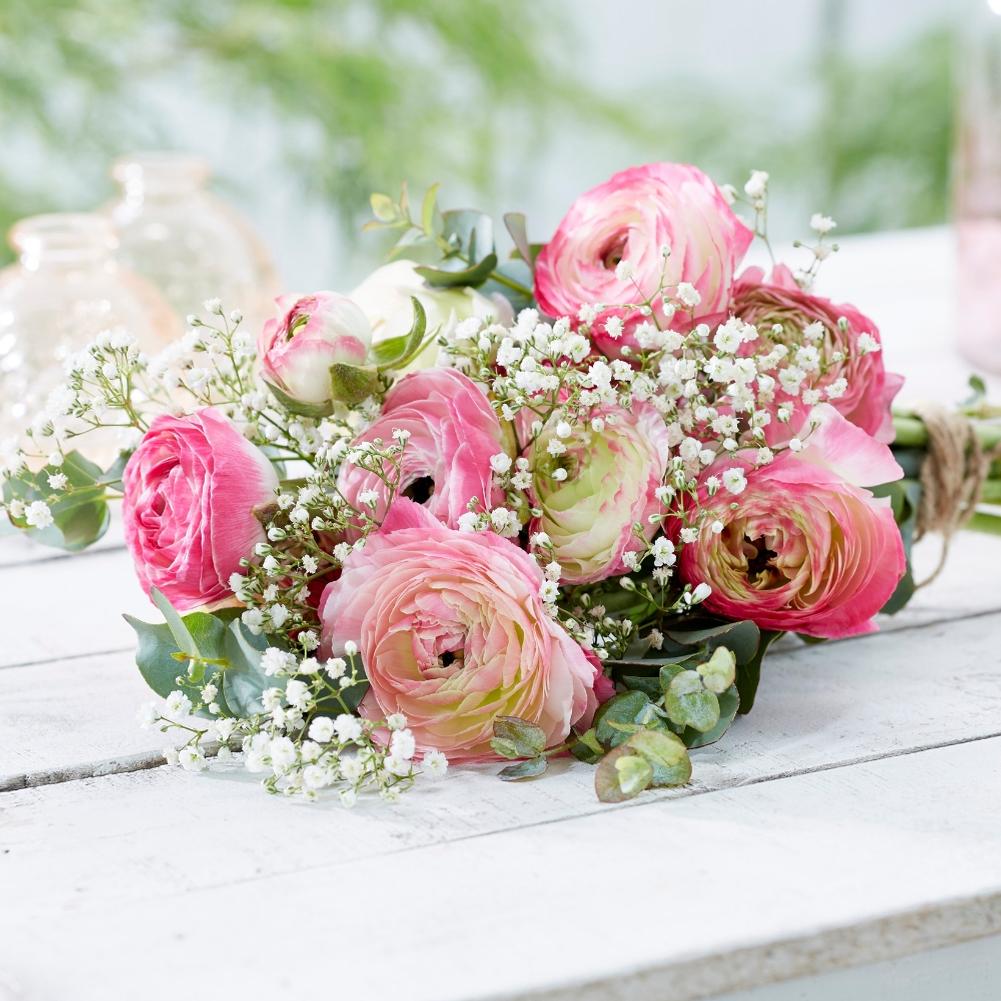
left=258, top=292, right=371, bottom=405
left=122, top=408, right=278, bottom=611
left=733, top=265, right=904, bottom=443
left=319, top=499, right=600, bottom=761
left=338, top=368, right=509, bottom=530
left=526, top=402, right=670, bottom=583
left=534, top=162, right=753, bottom=357
left=678, top=406, right=905, bottom=639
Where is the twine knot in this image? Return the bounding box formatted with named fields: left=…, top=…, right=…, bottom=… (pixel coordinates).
left=910, top=403, right=1001, bottom=585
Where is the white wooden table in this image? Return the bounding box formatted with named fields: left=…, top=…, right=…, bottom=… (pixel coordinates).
left=2, top=228, right=1000, bottom=1001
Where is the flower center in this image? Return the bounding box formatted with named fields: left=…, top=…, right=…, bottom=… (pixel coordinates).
left=600, top=236, right=627, bottom=271
left=403, top=476, right=435, bottom=504
left=742, top=534, right=787, bottom=589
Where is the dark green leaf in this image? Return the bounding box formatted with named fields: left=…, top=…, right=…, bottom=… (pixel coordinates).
left=498, top=756, right=548, bottom=781
left=594, top=690, right=654, bottom=748
left=569, top=727, right=605, bottom=764
left=492, top=716, right=547, bottom=758
left=416, top=252, right=498, bottom=289
left=736, top=629, right=783, bottom=715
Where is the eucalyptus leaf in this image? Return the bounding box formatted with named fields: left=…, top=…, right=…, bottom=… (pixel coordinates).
left=440, top=208, right=494, bottom=263
left=663, top=670, right=720, bottom=733
left=684, top=685, right=740, bottom=749
left=416, top=252, right=498, bottom=289
left=503, top=211, right=532, bottom=265
left=150, top=587, right=200, bottom=659
left=595, top=745, right=652, bottom=803
left=498, top=756, right=548, bottom=781
left=569, top=727, right=604, bottom=764
left=492, top=716, right=547, bottom=758
left=594, top=690, right=653, bottom=748
left=697, top=646, right=737, bottom=694
left=2, top=449, right=113, bottom=552
left=625, top=730, right=692, bottom=787
left=221, top=620, right=280, bottom=716
left=420, top=182, right=442, bottom=235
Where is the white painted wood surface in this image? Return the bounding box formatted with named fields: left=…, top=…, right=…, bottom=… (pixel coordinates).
left=1, top=228, right=1000, bottom=1001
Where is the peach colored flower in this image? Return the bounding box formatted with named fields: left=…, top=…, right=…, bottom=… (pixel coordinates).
left=319, top=499, right=600, bottom=761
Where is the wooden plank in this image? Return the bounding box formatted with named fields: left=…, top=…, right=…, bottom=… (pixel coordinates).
left=3, top=602, right=1001, bottom=803
left=0, top=516, right=124, bottom=568
left=1, top=737, right=999, bottom=1001
left=1, top=526, right=1000, bottom=671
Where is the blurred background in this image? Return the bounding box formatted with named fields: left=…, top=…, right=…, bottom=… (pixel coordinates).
left=1, top=0, right=965, bottom=286
left=5, top=0, right=1001, bottom=435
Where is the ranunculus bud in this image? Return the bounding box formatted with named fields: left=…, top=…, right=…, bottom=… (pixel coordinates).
left=258, top=292, right=372, bottom=406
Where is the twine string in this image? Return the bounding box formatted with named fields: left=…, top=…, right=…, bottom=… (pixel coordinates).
left=910, top=403, right=1001, bottom=586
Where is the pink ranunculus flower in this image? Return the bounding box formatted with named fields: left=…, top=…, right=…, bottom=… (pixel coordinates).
left=733, top=264, right=904, bottom=443
left=534, top=162, right=753, bottom=357
left=122, top=407, right=278, bottom=611
left=527, top=402, right=670, bottom=584
left=319, top=499, right=600, bottom=761
left=338, top=368, right=509, bottom=530
left=258, top=292, right=372, bottom=406
left=678, top=405, right=905, bottom=639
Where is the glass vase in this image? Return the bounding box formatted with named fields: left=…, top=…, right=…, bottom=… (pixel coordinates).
left=956, top=1, right=1001, bottom=374
left=103, top=152, right=280, bottom=329
left=0, top=213, right=178, bottom=445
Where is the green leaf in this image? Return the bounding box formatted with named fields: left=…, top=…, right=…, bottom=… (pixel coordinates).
left=625, top=730, right=692, bottom=787
left=3, top=450, right=113, bottom=552
left=124, top=611, right=232, bottom=712
left=619, top=674, right=662, bottom=699
left=594, top=690, right=654, bottom=748
left=263, top=379, right=335, bottom=419
left=420, top=183, right=441, bottom=235
left=503, top=211, right=533, bottom=265
left=659, top=663, right=688, bottom=693
left=736, top=629, right=783, bottom=715
left=684, top=685, right=740, bottom=749
left=221, top=620, right=279, bottom=716
left=663, top=670, right=720, bottom=733
left=498, top=756, right=548, bottom=781
left=569, top=727, right=605, bottom=764
left=595, top=745, right=653, bottom=803
left=329, top=363, right=380, bottom=406
left=492, top=716, right=547, bottom=758
left=667, top=619, right=761, bottom=666
left=370, top=192, right=398, bottom=223
left=697, top=646, right=737, bottom=694
left=149, top=587, right=200, bottom=659
left=416, top=252, right=498, bottom=289
left=441, top=209, right=494, bottom=263
left=371, top=297, right=428, bottom=370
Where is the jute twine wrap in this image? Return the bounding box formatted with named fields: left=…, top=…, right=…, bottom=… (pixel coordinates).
left=910, top=403, right=1001, bottom=586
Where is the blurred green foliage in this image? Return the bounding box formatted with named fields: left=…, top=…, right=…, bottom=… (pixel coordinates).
left=0, top=0, right=954, bottom=264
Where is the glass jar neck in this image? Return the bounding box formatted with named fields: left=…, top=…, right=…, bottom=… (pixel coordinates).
left=112, top=152, right=211, bottom=201
left=10, top=214, right=118, bottom=270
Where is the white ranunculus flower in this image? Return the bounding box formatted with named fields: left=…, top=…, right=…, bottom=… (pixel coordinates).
left=349, top=260, right=513, bottom=371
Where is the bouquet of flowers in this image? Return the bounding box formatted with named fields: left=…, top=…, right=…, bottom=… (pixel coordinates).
left=4, top=162, right=983, bottom=806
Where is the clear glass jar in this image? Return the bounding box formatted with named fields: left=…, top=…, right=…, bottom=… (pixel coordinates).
left=956, top=1, right=1001, bottom=374
left=103, top=152, right=280, bottom=329
left=0, top=213, right=178, bottom=440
